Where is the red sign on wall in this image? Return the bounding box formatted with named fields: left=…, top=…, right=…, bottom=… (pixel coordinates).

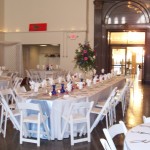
left=29, top=23, right=47, bottom=31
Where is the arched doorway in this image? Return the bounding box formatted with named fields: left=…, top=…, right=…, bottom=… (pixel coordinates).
left=94, top=0, right=150, bottom=83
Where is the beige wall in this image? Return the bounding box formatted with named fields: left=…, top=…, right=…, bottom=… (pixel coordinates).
left=0, top=0, right=94, bottom=73
left=0, top=0, right=4, bottom=31
left=4, top=0, right=87, bottom=32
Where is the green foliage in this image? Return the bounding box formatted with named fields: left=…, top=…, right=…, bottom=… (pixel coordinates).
left=74, top=42, right=96, bottom=72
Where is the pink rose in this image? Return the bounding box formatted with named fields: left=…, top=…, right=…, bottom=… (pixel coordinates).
left=83, top=50, right=87, bottom=53
left=84, top=57, right=88, bottom=61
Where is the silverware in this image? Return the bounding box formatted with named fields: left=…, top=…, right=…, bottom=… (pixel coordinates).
left=131, top=131, right=150, bottom=135
left=130, top=139, right=150, bottom=143
left=140, top=125, right=150, bottom=128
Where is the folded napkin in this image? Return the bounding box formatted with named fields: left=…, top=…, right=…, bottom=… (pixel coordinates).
left=86, top=79, right=92, bottom=87
left=66, top=82, right=72, bottom=92
left=93, top=69, right=96, bottom=75
left=49, top=65, right=53, bottom=70
left=107, top=73, right=111, bottom=79
left=104, top=74, right=107, bottom=80
left=29, top=81, right=35, bottom=90
left=77, top=82, right=83, bottom=90
left=101, top=68, right=105, bottom=74
left=78, top=73, right=83, bottom=79
left=93, top=75, right=98, bottom=84
left=58, top=76, right=62, bottom=84
left=99, top=75, right=103, bottom=82
left=41, top=79, right=47, bottom=88
left=49, top=77, right=54, bottom=85
left=66, top=73, right=71, bottom=82
left=34, top=82, right=40, bottom=92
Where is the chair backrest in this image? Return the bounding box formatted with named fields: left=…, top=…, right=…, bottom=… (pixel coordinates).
left=0, top=88, right=20, bottom=105
left=13, top=77, right=23, bottom=88
left=18, top=102, right=41, bottom=112
left=110, top=87, right=118, bottom=97
left=68, top=101, right=94, bottom=120
left=90, top=87, right=118, bottom=132
left=17, top=102, right=45, bottom=122
left=143, top=116, right=150, bottom=123
left=100, top=138, right=111, bottom=150
left=116, top=83, right=128, bottom=102
left=0, top=90, right=20, bottom=130
left=103, top=120, right=127, bottom=150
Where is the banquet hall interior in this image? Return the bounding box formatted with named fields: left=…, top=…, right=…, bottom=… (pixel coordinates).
left=0, top=0, right=150, bottom=150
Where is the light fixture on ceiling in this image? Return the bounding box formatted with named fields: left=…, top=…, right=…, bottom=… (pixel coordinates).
left=40, top=44, right=47, bottom=46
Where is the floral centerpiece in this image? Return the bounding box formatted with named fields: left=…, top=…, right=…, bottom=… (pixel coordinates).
left=74, top=42, right=96, bottom=73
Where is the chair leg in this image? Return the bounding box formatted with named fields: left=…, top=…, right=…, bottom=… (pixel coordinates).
left=70, top=121, right=74, bottom=146
left=4, top=112, right=8, bottom=138
left=37, top=122, right=40, bottom=147
left=20, top=114, right=23, bottom=144
left=105, top=114, right=108, bottom=129
left=43, top=122, right=50, bottom=140
left=61, top=122, right=68, bottom=140
left=0, top=106, right=4, bottom=133
left=87, top=119, right=91, bottom=142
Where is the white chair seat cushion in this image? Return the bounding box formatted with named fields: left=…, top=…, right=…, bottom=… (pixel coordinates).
left=4, top=109, right=20, bottom=117
left=71, top=114, right=87, bottom=123
left=91, top=107, right=102, bottom=114
left=23, top=114, right=48, bottom=123
left=96, top=100, right=106, bottom=107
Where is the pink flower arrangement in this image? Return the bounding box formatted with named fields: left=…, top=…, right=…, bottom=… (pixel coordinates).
left=74, top=42, right=96, bottom=72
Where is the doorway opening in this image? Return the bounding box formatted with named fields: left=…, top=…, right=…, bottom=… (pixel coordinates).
left=108, top=30, right=145, bottom=80
left=112, top=47, right=144, bottom=80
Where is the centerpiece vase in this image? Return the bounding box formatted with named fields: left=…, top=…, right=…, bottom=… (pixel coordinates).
left=60, top=83, right=65, bottom=93
left=52, top=85, right=57, bottom=95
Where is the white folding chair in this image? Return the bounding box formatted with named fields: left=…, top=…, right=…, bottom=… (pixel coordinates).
left=12, top=77, right=23, bottom=88
left=143, top=116, right=150, bottom=123
left=61, top=101, right=94, bottom=145
left=100, top=138, right=111, bottom=150
left=90, top=87, right=118, bottom=131
left=25, top=70, right=32, bottom=80
left=11, top=72, right=19, bottom=86
left=103, top=120, right=127, bottom=150
left=0, top=88, right=20, bottom=110
left=115, top=83, right=129, bottom=117
left=18, top=102, right=51, bottom=147
left=0, top=89, right=20, bottom=138
left=13, top=77, right=27, bottom=95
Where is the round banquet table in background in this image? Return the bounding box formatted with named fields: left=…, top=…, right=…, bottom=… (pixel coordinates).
left=124, top=123, right=150, bottom=150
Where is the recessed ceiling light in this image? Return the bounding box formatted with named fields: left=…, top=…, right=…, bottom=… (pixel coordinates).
left=40, top=44, right=47, bottom=46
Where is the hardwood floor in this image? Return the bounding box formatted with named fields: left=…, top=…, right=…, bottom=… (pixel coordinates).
left=0, top=77, right=150, bottom=150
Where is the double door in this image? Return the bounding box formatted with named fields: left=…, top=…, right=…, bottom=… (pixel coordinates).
left=112, top=46, right=144, bottom=76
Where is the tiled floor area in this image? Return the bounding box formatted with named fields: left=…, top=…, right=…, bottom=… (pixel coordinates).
left=0, top=76, right=150, bottom=150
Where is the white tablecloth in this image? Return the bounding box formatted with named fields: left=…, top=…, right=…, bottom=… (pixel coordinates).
left=124, top=123, right=150, bottom=150
left=19, top=76, right=126, bottom=140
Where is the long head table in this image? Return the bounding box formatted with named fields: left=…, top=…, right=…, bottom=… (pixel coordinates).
left=18, top=76, right=126, bottom=140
